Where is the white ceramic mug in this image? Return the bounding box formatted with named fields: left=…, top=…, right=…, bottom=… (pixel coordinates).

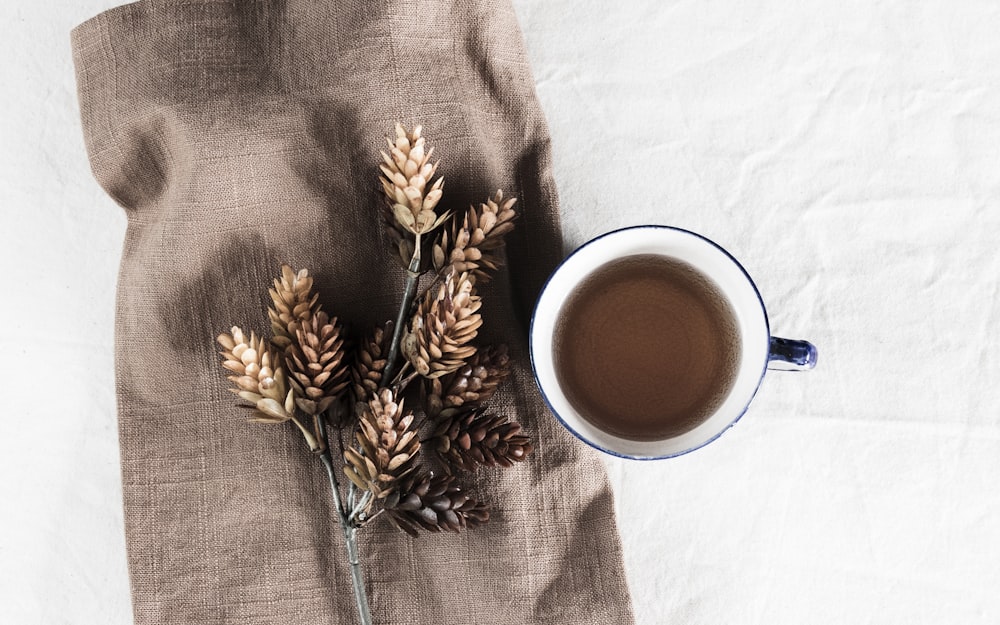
left=529, top=225, right=817, bottom=460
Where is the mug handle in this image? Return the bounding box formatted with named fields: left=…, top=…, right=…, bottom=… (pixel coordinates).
left=767, top=337, right=818, bottom=371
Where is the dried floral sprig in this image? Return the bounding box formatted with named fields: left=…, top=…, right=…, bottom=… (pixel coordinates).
left=214, top=124, right=532, bottom=625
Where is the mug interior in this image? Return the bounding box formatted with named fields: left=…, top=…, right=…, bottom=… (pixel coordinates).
left=529, top=226, right=770, bottom=459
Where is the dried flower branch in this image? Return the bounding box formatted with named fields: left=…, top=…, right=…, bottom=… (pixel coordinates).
left=214, top=123, right=532, bottom=625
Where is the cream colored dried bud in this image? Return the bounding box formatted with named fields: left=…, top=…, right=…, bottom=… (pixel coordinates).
left=268, top=264, right=320, bottom=350
left=379, top=124, right=449, bottom=237
left=217, top=326, right=296, bottom=423
left=432, top=190, right=517, bottom=283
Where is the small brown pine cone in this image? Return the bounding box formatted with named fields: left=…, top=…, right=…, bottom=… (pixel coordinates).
left=402, top=270, right=482, bottom=379
left=217, top=326, right=297, bottom=424
left=343, top=389, right=420, bottom=499
left=432, top=190, right=517, bottom=283
left=425, top=344, right=511, bottom=420
left=268, top=265, right=320, bottom=351
left=352, top=322, right=391, bottom=404
left=430, top=408, right=533, bottom=473
left=384, top=471, right=490, bottom=537
left=286, top=310, right=349, bottom=416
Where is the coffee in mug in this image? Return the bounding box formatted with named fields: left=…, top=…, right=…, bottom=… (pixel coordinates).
left=553, top=254, right=741, bottom=441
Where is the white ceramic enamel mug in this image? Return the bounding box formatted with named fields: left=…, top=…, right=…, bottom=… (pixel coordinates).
left=529, top=225, right=817, bottom=460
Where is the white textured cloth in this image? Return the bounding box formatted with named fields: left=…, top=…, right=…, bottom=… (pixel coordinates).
left=3, top=1, right=999, bottom=624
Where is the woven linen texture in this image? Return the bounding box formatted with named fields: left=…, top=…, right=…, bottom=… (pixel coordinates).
left=72, top=1, right=634, bottom=622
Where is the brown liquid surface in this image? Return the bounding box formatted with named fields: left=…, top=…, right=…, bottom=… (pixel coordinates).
left=553, top=254, right=741, bottom=441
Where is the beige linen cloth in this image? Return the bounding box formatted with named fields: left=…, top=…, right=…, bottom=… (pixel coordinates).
left=72, top=1, right=634, bottom=623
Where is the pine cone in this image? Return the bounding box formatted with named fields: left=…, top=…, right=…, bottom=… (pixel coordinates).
left=402, top=270, right=482, bottom=379
left=431, top=408, right=533, bottom=473
left=433, top=190, right=517, bottom=283
left=352, top=322, right=391, bottom=404
left=343, top=389, right=420, bottom=499
left=385, top=471, right=489, bottom=537
left=379, top=123, right=449, bottom=239
left=285, top=310, right=349, bottom=416
left=425, top=344, right=511, bottom=420
left=217, top=326, right=297, bottom=424
left=268, top=265, right=320, bottom=351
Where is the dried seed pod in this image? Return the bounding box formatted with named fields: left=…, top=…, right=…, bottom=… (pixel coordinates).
left=343, top=389, right=421, bottom=499
left=285, top=310, right=349, bottom=417
left=432, top=190, right=517, bottom=283
left=425, top=344, right=511, bottom=420
left=268, top=265, right=320, bottom=350
left=384, top=471, right=489, bottom=536
left=217, top=326, right=296, bottom=424
left=403, top=270, right=482, bottom=379
left=379, top=124, right=450, bottom=245
left=430, top=408, right=533, bottom=473
left=352, top=321, right=392, bottom=404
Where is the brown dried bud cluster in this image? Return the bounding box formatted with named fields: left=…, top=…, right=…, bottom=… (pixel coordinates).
left=431, top=408, right=533, bottom=473
left=268, top=265, right=319, bottom=350
left=217, top=326, right=297, bottom=424
left=385, top=472, right=489, bottom=537
left=402, top=271, right=482, bottom=379
left=425, top=344, right=511, bottom=420
left=433, top=190, right=517, bottom=283
left=343, top=389, right=420, bottom=499
left=352, top=322, right=390, bottom=404
left=286, top=310, right=349, bottom=416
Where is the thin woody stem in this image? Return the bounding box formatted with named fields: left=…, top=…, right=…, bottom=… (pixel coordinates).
left=359, top=508, right=385, bottom=528
left=393, top=370, right=420, bottom=396
left=413, top=270, right=444, bottom=311
left=319, top=420, right=373, bottom=625
left=383, top=233, right=422, bottom=385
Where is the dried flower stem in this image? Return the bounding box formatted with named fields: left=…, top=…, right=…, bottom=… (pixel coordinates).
left=319, top=419, right=373, bottom=625
left=383, top=234, right=423, bottom=385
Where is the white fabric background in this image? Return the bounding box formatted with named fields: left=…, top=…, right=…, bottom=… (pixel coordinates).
left=3, top=1, right=998, bottom=623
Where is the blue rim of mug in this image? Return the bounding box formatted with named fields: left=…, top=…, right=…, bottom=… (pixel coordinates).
left=528, top=225, right=772, bottom=460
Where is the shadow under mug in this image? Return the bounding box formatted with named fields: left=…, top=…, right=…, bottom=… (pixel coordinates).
left=529, top=225, right=817, bottom=460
